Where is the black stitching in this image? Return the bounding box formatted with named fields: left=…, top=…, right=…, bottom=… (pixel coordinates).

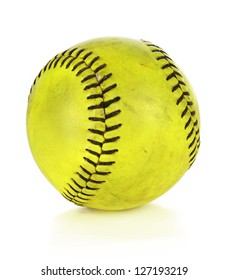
left=98, top=161, right=115, bottom=166
left=43, top=62, right=49, bottom=72
left=106, top=123, right=122, bottom=132
left=157, top=55, right=172, bottom=61
left=71, top=178, right=84, bottom=189
left=188, top=137, right=196, bottom=149
left=73, top=199, right=84, bottom=205
left=76, top=48, right=85, bottom=57
left=87, top=94, right=103, bottom=100
left=85, top=185, right=100, bottom=191
left=81, top=191, right=95, bottom=197
left=177, top=94, right=184, bottom=105
left=143, top=41, right=200, bottom=167
left=98, top=73, right=112, bottom=84
left=65, top=189, right=76, bottom=197
left=38, top=69, right=42, bottom=78
left=185, top=117, right=192, bottom=129
left=87, top=56, right=100, bottom=68
left=88, top=116, right=105, bottom=122
left=84, top=157, right=97, bottom=167
left=83, top=51, right=92, bottom=60
left=77, top=196, right=90, bottom=201
left=189, top=154, right=197, bottom=164
left=76, top=66, right=89, bottom=76
left=62, top=192, right=73, bottom=201
left=151, top=49, right=167, bottom=54
left=86, top=149, right=100, bottom=157
left=87, top=139, right=103, bottom=147
left=62, top=189, right=86, bottom=205
left=186, top=127, right=194, bottom=140
left=68, top=47, right=78, bottom=56
left=177, top=92, right=190, bottom=105
left=189, top=146, right=197, bottom=157
left=104, top=136, right=120, bottom=143
left=65, top=185, right=78, bottom=195
left=166, top=71, right=182, bottom=80
left=68, top=183, right=80, bottom=193
left=95, top=171, right=111, bottom=175
left=141, top=40, right=158, bottom=47
left=89, top=178, right=105, bottom=184
left=161, top=63, right=178, bottom=70
left=33, top=48, right=122, bottom=206
left=89, top=117, right=105, bottom=122
left=84, top=82, right=99, bottom=90
left=88, top=128, right=104, bottom=135
left=106, top=110, right=121, bottom=119
left=181, top=106, right=188, bottom=118
left=62, top=49, right=69, bottom=56
left=77, top=172, right=88, bottom=182
left=80, top=165, right=92, bottom=176
left=48, top=55, right=58, bottom=69
left=61, top=56, right=71, bottom=67
left=81, top=74, right=96, bottom=83
left=172, top=81, right=185, bottom=92
left=72, top=61, right=84, bottom=71
left=103, top=84, right=117, bottom=94
left=53, top=56, right=62, bottom=68
left=94, top=63, right=106, bottom=73
left=102, top=149, right=118, bottom=155
left=66, top=57, right=78, bottom=69
left=88, top=96, right=120, bottom=110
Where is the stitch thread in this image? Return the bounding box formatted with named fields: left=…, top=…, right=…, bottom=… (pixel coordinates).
left=30, top=47, right=122, bottom=206
left=142, top=40, right=200, bottom=167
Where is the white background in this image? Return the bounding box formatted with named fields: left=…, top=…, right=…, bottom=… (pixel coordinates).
left=1, top=0, right=228, bottom=279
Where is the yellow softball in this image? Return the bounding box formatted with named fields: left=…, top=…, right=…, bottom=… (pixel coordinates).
left=26, top=37, right=200, bottom=210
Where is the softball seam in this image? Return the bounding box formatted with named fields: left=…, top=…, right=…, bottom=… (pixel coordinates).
left=142, top=41, right=200, bottom=166
left=31, top=47, right=122, bottom=206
